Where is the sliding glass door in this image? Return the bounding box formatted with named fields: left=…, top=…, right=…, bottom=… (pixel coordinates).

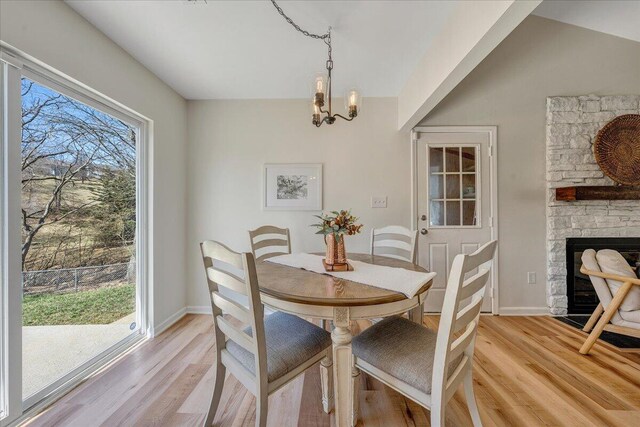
left=1, top=47, right=149, bottom=424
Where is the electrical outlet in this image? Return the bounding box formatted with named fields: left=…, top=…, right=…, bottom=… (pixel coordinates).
left=371, top=196, right=387, bottom=208
left=527, top=272, right=536, bottom=285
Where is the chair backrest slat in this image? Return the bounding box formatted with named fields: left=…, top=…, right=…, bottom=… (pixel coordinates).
left=431, top=240, right=497, bottom=407
left=453, top=296, right=483, bottom=333
left=216, top=315, right=256, bottom=353
left=370, top=225, right=418, bottom=263
left=252, top=238, right=289, bottom=252
left=449, top=323, right=476, bottom=362
left=207, top=267, right=247, bottom=295
left=200, top=240, right=267, bottom=385
left=249, top=226, right=291, bottom=262
left=212, top=291, right=251, bottom=325
left=458, top=269, right=491, bottom=301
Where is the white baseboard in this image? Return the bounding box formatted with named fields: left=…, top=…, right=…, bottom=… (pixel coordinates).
left=151, top=306, right=187, bottom=337
left=498, top=307, right=549, bottom=316
left=187, top=305, right=212, bottom=314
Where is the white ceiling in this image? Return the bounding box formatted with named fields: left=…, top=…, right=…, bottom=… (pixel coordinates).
left=66, top=0, right=459, bottom=100
left=533, top=0, right=640, bottom=43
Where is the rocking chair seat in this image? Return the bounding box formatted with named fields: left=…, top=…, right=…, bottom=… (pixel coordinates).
left=619, top=309, right=640, bottom=326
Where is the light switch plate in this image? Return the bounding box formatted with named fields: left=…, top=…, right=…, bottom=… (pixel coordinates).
left=371, top=196, right=387, bottom=208
left=527, top=272, right=536, bottom=285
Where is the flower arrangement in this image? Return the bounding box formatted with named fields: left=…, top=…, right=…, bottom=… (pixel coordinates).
left=312, top=210, right=362, bottom=269
left=312, top=210, right=363, bottom=242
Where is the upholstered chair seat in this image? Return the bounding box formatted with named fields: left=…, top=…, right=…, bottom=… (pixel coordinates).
left=353, top=316, right=462, bottom=394
left=227, top=312, right=331, bottom=382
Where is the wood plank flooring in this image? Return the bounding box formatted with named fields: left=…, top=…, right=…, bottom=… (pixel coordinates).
left=26, top=315, right=640, bottom=426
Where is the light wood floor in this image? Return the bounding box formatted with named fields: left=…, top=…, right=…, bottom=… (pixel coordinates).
left=27, top=315, right=640, bottom=427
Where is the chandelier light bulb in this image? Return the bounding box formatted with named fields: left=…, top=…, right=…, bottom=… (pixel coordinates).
left=345, top=89, right=361, bottom=118
left=312, top=73, right=327, bottom=107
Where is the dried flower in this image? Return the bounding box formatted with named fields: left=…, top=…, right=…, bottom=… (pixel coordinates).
left=311, top=210, right=363, bottom=241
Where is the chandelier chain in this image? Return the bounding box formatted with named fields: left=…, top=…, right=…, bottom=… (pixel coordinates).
left=270, top=0, right=329, bottom=40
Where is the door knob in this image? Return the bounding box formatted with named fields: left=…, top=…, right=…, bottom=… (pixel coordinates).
left=420, top=228, right=428, bottom=235
left=420, top=214, right=427, bottom=221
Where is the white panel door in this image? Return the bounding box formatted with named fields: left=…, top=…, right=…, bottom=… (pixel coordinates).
left=416, top=131, right=494, bottom=312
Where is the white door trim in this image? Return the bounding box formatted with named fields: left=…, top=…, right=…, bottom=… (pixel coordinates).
left=411, top=126, right=499, bottom=314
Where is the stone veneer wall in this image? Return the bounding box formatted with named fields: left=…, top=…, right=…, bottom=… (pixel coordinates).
left=546, top=95, right=640, bottom=315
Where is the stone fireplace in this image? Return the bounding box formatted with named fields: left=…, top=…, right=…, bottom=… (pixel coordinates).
left=545, top=95, right=640, bottom=315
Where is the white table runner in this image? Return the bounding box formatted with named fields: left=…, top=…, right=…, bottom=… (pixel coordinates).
left=266, top=253, right=436, bottom=299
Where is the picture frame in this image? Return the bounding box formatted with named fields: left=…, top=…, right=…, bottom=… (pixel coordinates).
left=263, top=163, right=323, bottom=211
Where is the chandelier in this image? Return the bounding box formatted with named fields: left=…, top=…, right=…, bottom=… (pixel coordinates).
left=271, top=1, right=362, bottom=127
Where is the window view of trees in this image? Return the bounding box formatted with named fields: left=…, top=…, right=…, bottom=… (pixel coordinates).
left=21, top=78, right=137, bottom=325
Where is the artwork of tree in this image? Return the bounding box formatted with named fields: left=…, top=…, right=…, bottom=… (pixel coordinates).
left=276, top=175, right=308, bottom=199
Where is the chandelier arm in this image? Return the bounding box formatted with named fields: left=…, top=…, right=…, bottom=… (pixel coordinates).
left=270, top=0, right=329, bottom=40
left=332, top=113, right=355, bottom=122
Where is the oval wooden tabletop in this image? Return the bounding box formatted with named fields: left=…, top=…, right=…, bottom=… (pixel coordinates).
left=256, top=253, right=432, bottom=307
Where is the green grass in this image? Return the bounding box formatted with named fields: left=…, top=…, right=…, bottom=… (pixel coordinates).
left=22, top=284, right=135, bottom=326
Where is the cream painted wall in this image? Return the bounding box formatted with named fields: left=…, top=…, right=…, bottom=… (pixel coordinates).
left=420, top=16, right=640, bottom=312
left=0, top=0, right=188, bottom=329
left=186, top=98, right=410, bottom=307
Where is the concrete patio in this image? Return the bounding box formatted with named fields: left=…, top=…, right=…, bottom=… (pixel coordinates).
left=22, top=313, right=136, bottom=398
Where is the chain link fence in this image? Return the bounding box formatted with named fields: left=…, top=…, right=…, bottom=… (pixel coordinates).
left=22, top=263, right=134, bottom=295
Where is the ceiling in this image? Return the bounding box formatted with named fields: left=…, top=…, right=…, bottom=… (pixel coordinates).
left=533, top=0, right=640, bottom=43
left=66, top=0, right=458, bottom=100
left=66, top=1, right=639, bottom=101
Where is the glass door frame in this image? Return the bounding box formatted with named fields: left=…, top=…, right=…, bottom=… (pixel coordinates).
left=425, top=143, right=482, bottom=229
left=1, top=44, right=152, bottom=425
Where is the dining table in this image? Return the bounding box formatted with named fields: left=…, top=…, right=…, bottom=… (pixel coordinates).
left=255, top=253, right=433, bottom=427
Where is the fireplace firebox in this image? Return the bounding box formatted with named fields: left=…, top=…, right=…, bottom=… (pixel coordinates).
left=566, top=237, right=640, bottom=314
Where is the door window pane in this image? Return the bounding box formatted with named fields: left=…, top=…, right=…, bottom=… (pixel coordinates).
left=463, top=201, right=477, bottom=226
left=446, top=201, right=461, bottom=226
left=462, top=147, right=476, bottom=172
left=445, top=147, right=460, bottom=172
left=429, top=174, right=443, bottom=199
left=427, top=145, right=479, bottom=227
left=430, top=201, right=444, bottom=226
left=446, top=174, right=460, bottom=199
left=462, top=174, right=476, bottom=199
left=429, top=147, right=443, bottom=173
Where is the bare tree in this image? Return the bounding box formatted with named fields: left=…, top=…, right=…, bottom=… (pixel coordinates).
left=21, top=79, right=136, bottom=270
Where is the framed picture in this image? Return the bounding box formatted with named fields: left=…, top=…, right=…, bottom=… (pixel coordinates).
left=263, top=163, right=322, bottom=211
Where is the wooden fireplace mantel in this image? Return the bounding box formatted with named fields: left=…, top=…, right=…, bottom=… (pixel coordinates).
left=556, top=186, right=640, bottom=201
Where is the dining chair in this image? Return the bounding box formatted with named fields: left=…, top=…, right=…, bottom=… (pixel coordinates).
left=370, top=225, right=421, bottom=324
left=249, top=225, right=291, bottom=262
left=352, top=240, right=498, bottom=427
left=579, top=249, right=640, bottom=355
left=200, top=240, right=333, bottom=427
left=370, top=225, right=418, bottom=263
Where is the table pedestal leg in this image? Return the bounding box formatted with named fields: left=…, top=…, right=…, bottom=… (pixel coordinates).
left=409, top=303, right=424, bottom=325
left=332, top=308, right=354, bottom=427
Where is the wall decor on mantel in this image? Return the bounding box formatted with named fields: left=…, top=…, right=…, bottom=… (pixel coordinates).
left=555, top=113, right=640, bottom=201
left=545, top=95, right=640, bottom=315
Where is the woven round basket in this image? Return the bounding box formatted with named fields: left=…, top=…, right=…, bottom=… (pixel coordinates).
left=594, top=114, right=640, bottom=186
